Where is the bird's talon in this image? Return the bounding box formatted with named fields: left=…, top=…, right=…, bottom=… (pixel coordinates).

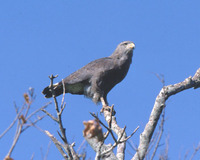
left=100, top=105, right=110, bottom=113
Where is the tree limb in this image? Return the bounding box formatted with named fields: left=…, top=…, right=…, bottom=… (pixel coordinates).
left=84, top=136, right=117, bottom=160
left=43, top=75, right=79, bottom=160
left=132, top=68, right=200, bottom=160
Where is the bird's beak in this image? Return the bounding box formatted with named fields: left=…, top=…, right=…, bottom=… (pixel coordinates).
left=129, top=43, right=135, bottom=49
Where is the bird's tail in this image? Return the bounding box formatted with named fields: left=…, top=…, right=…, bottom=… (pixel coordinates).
left=42, top=82, right=63, bottom=98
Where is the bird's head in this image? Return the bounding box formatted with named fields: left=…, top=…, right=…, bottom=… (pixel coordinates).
left=110, top=41, right=135, bottom=59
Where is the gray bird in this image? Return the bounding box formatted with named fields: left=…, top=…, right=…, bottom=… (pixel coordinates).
left=42, top=41, right=135, bottom=107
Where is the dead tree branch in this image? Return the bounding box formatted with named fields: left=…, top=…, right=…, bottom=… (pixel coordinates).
left=3, top=89, right=49, bottom=160
left=190, top=142, right=200, bottom=160
left=159, top=135, right=169, bottom=160
left=44, top=130, right=68, bottom=159
left=0, top=107, right=24, bottom=139
left=85, top=104, right=139, bottom=160
left=103, top=107, right=129, bottom=160
left=84, top=135, right=117, bottom=160
left=132, top=68, right=200, bottom=160
left=150, top=107, right=165, bottom=160
left=42, top=75, right=79, bottom=160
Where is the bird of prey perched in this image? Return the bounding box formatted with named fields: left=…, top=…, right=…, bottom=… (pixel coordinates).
left=42, top=41, right=135, bottom=107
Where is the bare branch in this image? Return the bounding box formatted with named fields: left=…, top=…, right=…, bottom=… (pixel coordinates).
left=150, top=107, right=165, bottom=160
left=22, top=115, right=46, bottom=133
left=41, top=108, right=58, bottom=122
left=44, top=130, right=68, bottom=160
left=132, top=68, right=200, bottom=160
left=102, top=105, right=139, bottom=160
left=77, top=139, right=86, bottom=153
left=48, top=74, right=73, bottom=159
left=87, top=103, right=139, bottom=160
left=61, top=79, right=66, bottom=109
left=159, top=135, right=169, bottom=160
left=3, top=88, right=50, bottom=159
left=43, top=74, right=80, bottom=159
left=30, top=153, right=34, bottom=160
left=123, top=126, right=140, bottom=142
left=6, top=121, right=22, bottom=158
left=0, top=107, right=23, bottom=139
left=190, top=142, right=200, bottom=160
left=27, top=102, right=51, bottom=120
left=103, top=109, right=126, bottom=160
left=60, top=103, right=66, bottom=115
left=84, top=135, right=117, bottom=160
left=90, top=112, right=117, bottom=142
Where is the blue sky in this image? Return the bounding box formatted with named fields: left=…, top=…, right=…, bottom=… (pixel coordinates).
left=0, top=1, right=200, bottom=159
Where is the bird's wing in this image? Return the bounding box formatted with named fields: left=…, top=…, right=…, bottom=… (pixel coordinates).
left=63, top=57, right=116, bottom=84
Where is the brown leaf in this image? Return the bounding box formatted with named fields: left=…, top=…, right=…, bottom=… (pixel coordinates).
left=83, top=119, right=104, bottom=141
left=4, top=156, right=14, bottom=160
left=23, top=93, right=30, bottom=104
left=20, top=115, right=27, bottom=124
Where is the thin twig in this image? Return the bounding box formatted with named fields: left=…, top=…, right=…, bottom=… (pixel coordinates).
left=127, top=140, right=138, bottom=152
left=146, top=131, right=159, bottom=156
left=123, top=126, right=139, bottom=142
left=190, top=142, right=200, bottom=160
left=0, top=107, right=23, bottom=139
left=22, top=116, right=46, bottom=133
left=100, top=126, right=139, bottom=157
left=49, top=75, right=73, bottom=159
left=77, top=139, right=86, bottom=153
left=41, top=109, right=58, bottom=122
left=90, top=112, right=117, bottom=142
left=60, top=103, right=66, bottom=115
left=150, top=107, right=165, bottom=160
left=61, top=79, right=66, bottom=109
left=45, top=130, right=68, bottom=160
left=44, top=141, right=51, bottom=160
left=118, top=126, right=126, bottom=141
left=4, top=89, right=50, bottom=159
left=6, top=120, right=22, bottom=157
left=27, top=102, right=51, bottom=120
left=132, top=68, right=200, bottom=160
left=104, top=105, right=114, bottom=139
left=24, top=103, right=31, bottom=118
left=30, top=153, right=34, bottom=160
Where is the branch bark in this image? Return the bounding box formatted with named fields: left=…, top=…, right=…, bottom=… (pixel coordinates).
left=85, top=136, right=117, bottom=160
left=42, top=75, right=80, bottom=160
left=85, top=105, right=139, bottom=160
left=132, top=68, right=200, bottom=160
left=103, top=109, right=127, bottom=160
left=3, top=89, right=48, bottom=159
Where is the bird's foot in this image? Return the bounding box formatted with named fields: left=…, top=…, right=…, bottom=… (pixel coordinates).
left=100, top=105, right=116, bottom=116
left=100, top=105, right=110, bottom=113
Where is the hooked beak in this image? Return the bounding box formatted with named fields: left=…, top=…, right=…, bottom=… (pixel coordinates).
left=129, top=42, right=135, bottom=49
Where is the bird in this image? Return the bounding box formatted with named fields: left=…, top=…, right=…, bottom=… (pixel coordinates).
left=42, top=41, right=135, bottom=108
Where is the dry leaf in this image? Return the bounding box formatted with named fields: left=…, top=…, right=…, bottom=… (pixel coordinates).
left=83, top=119, right=103, bottom=141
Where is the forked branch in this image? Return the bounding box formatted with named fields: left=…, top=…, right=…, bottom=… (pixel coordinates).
left=132, top=68, right=200, bottom=160
left=42, top=75, right=79, bottom=160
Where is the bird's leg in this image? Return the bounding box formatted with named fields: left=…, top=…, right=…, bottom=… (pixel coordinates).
left=100, top=97, right=110, bottom=113
left=100, top=97, right=116, bottom=116
left=100, top=97, right=107, bottom=107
